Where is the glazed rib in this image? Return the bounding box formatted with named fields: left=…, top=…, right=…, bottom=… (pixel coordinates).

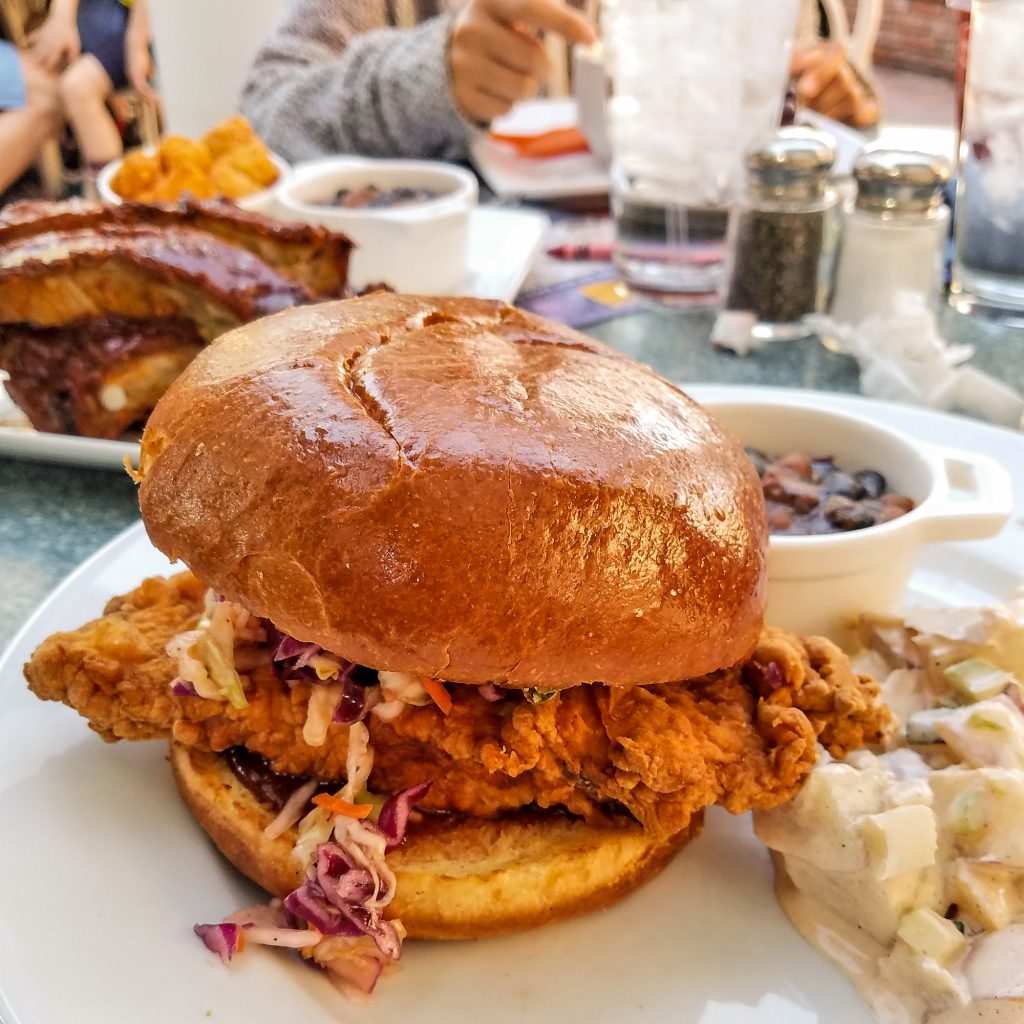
left=0, top=198, right=352, bottom=296
left=0, top=227, right=315, bottom=338
left=0, top=317, right=204, bottom=437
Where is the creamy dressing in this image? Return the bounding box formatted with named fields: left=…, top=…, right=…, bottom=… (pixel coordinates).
left=755, top=593, right=1024, bottom=1024
left=768, top=811, right=1024, bottom=1023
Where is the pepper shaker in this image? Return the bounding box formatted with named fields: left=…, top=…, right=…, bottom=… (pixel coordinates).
left=723, top=128, right=838, bottom=340
left=830, top=149, right=951, bottom=325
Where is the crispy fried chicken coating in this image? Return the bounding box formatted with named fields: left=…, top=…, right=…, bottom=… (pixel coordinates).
left=26, top=573, right=891, bottom=838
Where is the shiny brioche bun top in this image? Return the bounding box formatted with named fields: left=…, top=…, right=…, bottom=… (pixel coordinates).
left=137, top=293, right=767, bottom=687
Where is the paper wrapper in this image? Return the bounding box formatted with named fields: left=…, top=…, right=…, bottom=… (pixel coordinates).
left=713, top=293, right=1024, bottom=430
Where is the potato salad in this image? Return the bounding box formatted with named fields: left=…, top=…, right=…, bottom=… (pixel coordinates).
left=755, top=594, right=1024, bottom=1024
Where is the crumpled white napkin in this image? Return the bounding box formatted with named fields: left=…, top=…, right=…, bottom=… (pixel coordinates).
left=713, top=293, right=1024, bottom=430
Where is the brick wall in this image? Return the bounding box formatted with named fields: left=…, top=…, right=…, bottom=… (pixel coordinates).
left=840, top=0, right=958, bottom=77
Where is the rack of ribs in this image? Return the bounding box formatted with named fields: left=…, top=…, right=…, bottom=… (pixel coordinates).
left=0, top=199, right=353, bottom=439
left=0, top=197, right=351, bottom=296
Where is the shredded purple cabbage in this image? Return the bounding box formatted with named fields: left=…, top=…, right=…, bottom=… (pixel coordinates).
left=273, top=633, right=384, bottom=725
left=194, top=922, right=241, bottom=965
left=378, top=780, right=432, bottom=852
left=333, top=675, right=381, bottom=724
left=478, top=684, right=505, bottom=702
left=171, top=678, right=198, bottom=697
left=284, top=842, right=400, bottom=958
left=274, top=636, right=323, bottom=667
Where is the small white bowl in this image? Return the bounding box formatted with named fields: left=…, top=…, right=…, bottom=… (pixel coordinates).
left=96, top=150, right=291, bottom=215
left=276, top=157, right=479, bottom=294
left=703, top=399, right=1013, bottom=641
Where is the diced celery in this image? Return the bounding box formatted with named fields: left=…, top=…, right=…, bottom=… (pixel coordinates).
left=969, top=707, right=1009, bottom=732
left=944, top=658, right=1012, bottom=703
left=896, top=908, right=968, bottom=964
left=947, top=787, right=988, bottom=835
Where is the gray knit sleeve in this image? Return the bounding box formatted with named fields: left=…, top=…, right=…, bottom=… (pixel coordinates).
left=240, top=1, right=478, bottom=162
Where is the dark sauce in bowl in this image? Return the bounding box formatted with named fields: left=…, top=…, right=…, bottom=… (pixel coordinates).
left=324, top=185, right=444, bottom=209
left=745, top=448, right=916, bottom=536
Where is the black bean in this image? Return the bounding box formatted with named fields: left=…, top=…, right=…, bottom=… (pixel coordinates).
left=825, top=499, right=878, bottom=531
left=822, top=471, right=867, bottom=500
left=854, top=470, right=887, bottom=499
left=745, top=447, right=770, bottom=477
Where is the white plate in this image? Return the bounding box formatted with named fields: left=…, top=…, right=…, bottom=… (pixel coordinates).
left=1, top=387, right=1022, bottom=1024
left=0, top=206, right=547, bottom=471
left=470, top=99, right=610, bottom=200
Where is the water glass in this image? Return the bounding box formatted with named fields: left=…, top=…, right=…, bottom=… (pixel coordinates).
left=601, top=0, right=801, bottom=295
left=950, top=0, right=1024, bottom=314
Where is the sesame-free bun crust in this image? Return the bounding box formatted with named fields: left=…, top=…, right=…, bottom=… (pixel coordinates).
left=171, top=743, right=699, bottom=940
left=138, top=294, right=767, bottom=687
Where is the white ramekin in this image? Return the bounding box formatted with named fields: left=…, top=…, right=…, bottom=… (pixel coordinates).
left=703, top=399, right=1013, bottom=641
left=96, top=151, right=291, bottom=215
left=275, top=157, right=479, bottom=294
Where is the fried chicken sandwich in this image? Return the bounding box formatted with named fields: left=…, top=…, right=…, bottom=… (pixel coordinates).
left=26, top=293, right=890, bottom=995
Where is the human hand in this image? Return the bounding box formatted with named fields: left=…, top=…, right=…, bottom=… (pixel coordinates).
left=27, top=13, right=81, bottom=73
left=126, top=39, right=157, bottom=104
left=791, top=41, right=879, bottom=128
left=449, top=0, right=595, bottom=124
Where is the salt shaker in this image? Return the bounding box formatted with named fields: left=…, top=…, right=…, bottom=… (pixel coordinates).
left=723, top=128, right=838, bottom=339
left=830, top=150, right=951, bottom=325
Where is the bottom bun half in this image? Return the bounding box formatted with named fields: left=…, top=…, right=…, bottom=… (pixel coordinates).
left=171, top=742, right=700, bottom=941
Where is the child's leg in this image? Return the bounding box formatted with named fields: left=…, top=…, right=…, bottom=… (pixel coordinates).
left=0, top=51, right=61, bottom=193
left=58, top=53, right=121, bottom=165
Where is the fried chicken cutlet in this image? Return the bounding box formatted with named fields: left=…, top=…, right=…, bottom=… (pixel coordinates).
left=26, top=572, right=891, bottom=840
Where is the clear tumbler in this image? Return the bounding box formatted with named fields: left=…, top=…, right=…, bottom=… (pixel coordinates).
left=601, top=0, right=800, bottom=295
left=950, top=0, right=1024, bottom=314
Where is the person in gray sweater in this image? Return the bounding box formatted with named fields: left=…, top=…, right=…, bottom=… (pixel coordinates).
left=240, top=0, right=594, bottom=162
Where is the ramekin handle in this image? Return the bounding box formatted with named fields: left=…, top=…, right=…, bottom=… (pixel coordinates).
left=917, top=443, right=1013, bottom=543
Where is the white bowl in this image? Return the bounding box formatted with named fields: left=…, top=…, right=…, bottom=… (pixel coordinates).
left=276, top=157, right=479, bottom=294
left=702, top=398, right=1013, bottom=641
left=96, top=150, right=290, bottom=215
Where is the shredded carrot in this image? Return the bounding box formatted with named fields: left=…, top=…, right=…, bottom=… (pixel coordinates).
left=423, top=677, right=453, bottom=715
left=236, top=927, right=246, bottom=953
left=312, top=793, right=373, bottom=819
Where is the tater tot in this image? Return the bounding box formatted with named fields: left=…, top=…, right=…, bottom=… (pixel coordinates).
left=148, top=165, right=218, bottom=201
left=208, top=160, right=261, bottom=199
left=202, top=115, right=258, bottom=160
left=217, top=141, right=278, bottom=189
left=158, top=135, right=213, bottom=174
left=109, top=149, right=161, bottom=200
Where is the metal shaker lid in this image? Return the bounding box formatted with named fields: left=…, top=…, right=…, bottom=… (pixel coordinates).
left=854, top=149, right=951, bottom=214
left=745, top=128, right=837, bottom=200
